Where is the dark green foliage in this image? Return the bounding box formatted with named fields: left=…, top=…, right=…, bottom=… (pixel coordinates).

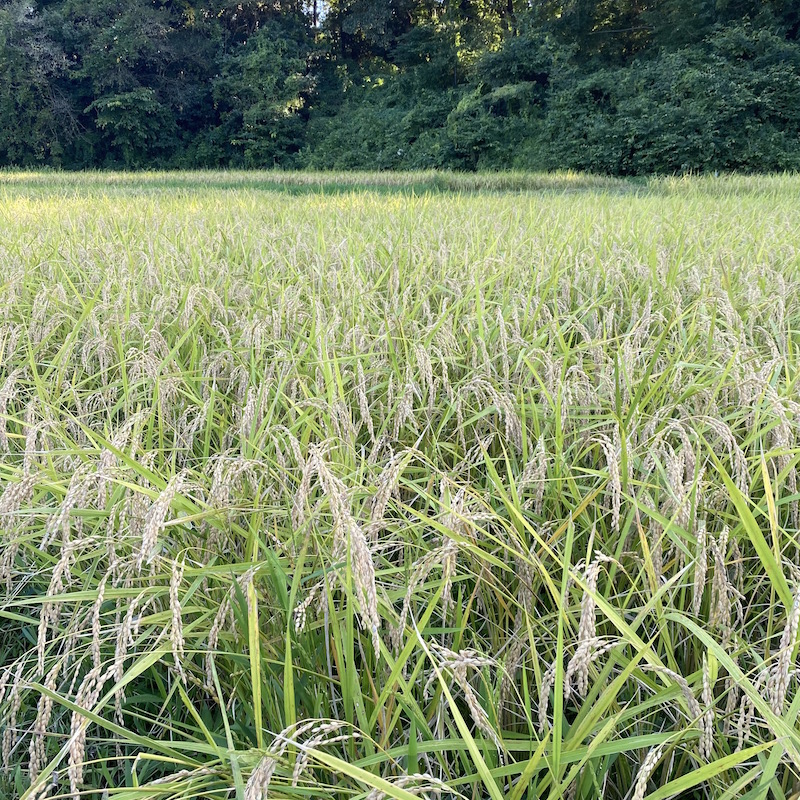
left=1, top=0, right=800, bottom=172
left=0, top=2, right=67, bottom=165
left=446, top=84, right=540, bottom=169
left=86, top=89, right=177, bottom=168
left=543, top=26, right=800, bottom=174
left=305, top=72, right=458, bottom=170
left=213, top=18, right=314, bottom=167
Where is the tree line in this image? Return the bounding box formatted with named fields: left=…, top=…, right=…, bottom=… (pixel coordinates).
left=1, top=0, right=799, bottom=174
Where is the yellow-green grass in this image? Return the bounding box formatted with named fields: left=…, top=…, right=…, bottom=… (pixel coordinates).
left=1, top=171, right=800, bottom=800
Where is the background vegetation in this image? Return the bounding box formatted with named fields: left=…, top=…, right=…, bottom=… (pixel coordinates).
left=3, top=171, right=800, bottom=799
left=1, top=1, right=799, bottom=174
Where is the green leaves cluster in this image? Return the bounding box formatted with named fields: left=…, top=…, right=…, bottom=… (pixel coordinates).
left=543, top=26, right=800, bottom=174
left=1, top=0, right=800, bottom=171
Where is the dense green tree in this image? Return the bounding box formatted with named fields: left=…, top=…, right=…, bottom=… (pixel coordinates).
left=643, top=0, right=716, bottom=48
left=1, top=0, right=800, bottom=172
left=213, top=16, right=314, bottom=166
left=0, top=1, right=68, bottom=164
left=44, top=0, right=188, bottom=165
left=543, top=25, right=800, bottom=174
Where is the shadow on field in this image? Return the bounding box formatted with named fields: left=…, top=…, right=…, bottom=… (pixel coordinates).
left=0, top=170, right=642, bottom=197
left=8, top=170, right=785, bottom=199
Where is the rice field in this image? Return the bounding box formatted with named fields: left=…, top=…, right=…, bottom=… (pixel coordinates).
left=1, top=170, right=800, bottom=800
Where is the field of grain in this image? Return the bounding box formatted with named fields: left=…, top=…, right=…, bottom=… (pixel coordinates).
left=1, top=171, right=800, bottom=800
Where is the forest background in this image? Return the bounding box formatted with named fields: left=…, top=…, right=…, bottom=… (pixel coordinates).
left=1, top=0, right=800, bottom=174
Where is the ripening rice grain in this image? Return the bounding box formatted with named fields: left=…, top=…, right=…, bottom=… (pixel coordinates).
left=767, top=585, right=800, bottom=715
left=4, top=172, right=800, bottom=800
left=631, top=744, right=664, bottom=800
left=137, top=471, right=186, bottom=572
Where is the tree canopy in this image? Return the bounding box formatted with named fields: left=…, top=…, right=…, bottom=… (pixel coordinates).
left=1, top=0, right=799, bottom=172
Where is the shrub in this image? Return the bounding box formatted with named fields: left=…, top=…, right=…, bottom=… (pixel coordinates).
left=542, top=25, right=800, bottom=174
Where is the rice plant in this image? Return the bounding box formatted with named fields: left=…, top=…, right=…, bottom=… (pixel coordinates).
left=2, top=170, right=800, bottom=799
